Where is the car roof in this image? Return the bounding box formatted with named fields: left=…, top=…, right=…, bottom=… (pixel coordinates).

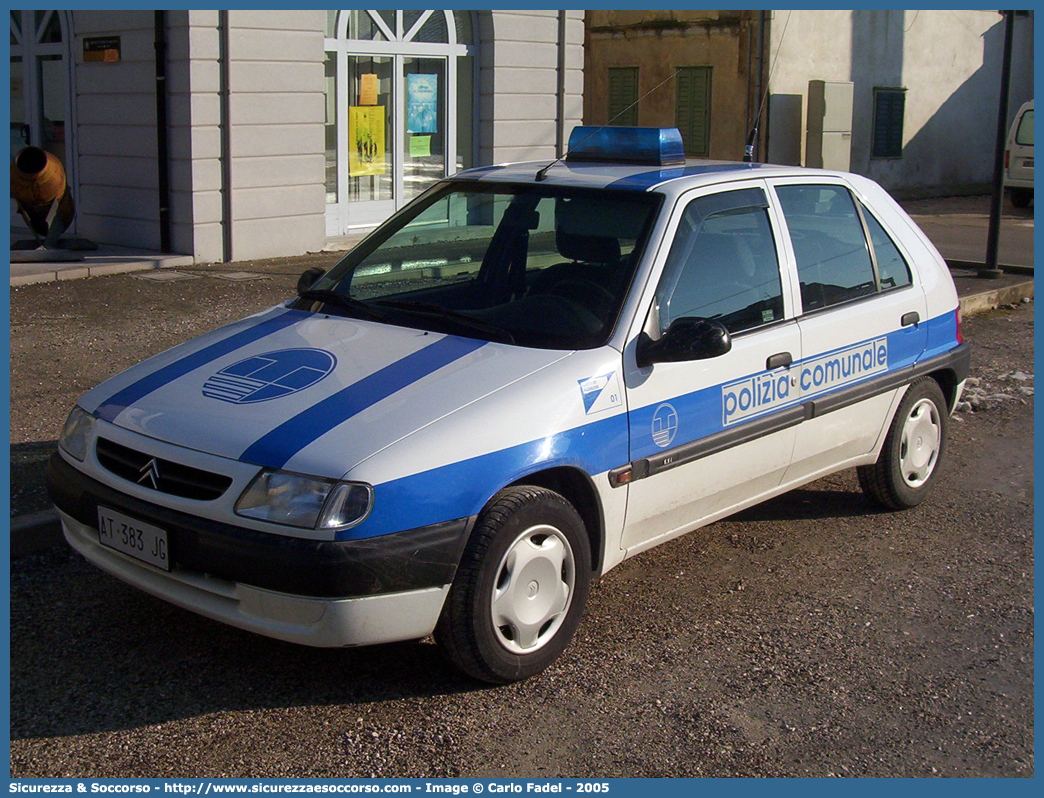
left=452, top=159, right=848, bottom=195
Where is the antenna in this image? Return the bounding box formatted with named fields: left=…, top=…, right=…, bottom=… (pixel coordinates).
left=745, top=10, right=792, bottom=162
left=537, top=70, right=681, bottom=181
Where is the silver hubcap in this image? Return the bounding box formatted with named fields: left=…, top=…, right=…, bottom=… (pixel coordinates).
left=491, top=524, right=575, bottom=654
left=899, top=398, right=941, bottom=488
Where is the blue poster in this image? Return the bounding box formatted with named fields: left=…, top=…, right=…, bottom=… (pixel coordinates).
left=407, top=73, right=438, bottom=134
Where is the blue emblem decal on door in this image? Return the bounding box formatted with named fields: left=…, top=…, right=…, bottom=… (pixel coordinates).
left=203, top=348, right=336, bottom=404
left=651, top=403, right=678, bottom=448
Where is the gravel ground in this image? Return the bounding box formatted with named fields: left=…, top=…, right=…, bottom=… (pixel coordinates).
left=8, top=271, right=1034, bottom=778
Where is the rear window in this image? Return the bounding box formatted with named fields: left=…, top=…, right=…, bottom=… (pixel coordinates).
left=860, top=206, right=912, bottom=291
left=1015, top=109, right=1033, bottom=146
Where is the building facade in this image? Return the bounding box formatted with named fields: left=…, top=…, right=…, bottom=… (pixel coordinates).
left=764, top=9, right=1034, bottom=194
left=10, top=9, right=584, bottom=263
left=584, top=10, right=761, bottom=162
left=583, top=9, right=1034, bottom=196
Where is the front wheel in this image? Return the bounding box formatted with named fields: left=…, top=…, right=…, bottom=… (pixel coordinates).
left=435, top=486, right=591, bottom=683
left=858, top=377, right=948, bottom=510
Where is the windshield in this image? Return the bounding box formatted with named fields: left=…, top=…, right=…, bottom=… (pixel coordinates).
left=297, top=182, right=662, bottom=349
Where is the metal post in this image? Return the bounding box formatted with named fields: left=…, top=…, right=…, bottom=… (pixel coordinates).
left=982, top=9, right=1014, bottom=279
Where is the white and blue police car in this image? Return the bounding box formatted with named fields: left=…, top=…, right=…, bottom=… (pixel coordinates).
left=49, top=127, right=969, bottom=683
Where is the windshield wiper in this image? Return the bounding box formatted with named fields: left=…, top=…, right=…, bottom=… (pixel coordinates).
left=298, top=289, right=388, bottom=322
left=372, top=299, right=516, bottom=345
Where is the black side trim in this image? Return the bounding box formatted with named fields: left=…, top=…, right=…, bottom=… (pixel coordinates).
left=638, top=404, right=807, bottom=480
left=47, top=453, right=472, bottom=599
left=610, top=343, right=971, bottom=486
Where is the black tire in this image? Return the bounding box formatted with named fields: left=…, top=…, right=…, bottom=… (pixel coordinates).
left=435, top=486, right=591, bottom=683
left=858, top=377, right=948, bottom=510
left=1010, top=188, right=1032, bottom=209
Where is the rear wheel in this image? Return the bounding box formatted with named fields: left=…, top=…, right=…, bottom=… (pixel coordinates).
left=1010, top=188, right=1032, bottom=209
left=435, top=486, right=591, bottom=683
left=858, top=377, right=948, bottom=510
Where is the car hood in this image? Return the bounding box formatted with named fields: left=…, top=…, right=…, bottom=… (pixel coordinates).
left=79, top=307, right=571, bottom=478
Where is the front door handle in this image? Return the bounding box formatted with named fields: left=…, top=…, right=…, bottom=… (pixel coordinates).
left=901, top=311, right=921, bottom=327
left=766, top=352, right=793, bottom=370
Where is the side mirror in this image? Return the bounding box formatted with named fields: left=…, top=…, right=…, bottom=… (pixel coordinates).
left=297, top=266, right=325, bottom=295
left=636, top=317, right=732, bottom=368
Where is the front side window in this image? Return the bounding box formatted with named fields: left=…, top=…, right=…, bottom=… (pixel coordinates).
left=302, top=183, right=661, bottom=350
left=655, top=188, right=784, bottom=336
left=776, top=184, right=876, bottom=313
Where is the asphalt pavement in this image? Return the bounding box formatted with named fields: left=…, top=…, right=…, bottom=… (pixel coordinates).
left=9, top=302, right=1034, bottom=777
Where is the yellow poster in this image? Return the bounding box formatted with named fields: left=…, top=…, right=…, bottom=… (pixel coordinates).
left=359, top=73, right=378, bottom=106
left=348, top=106, right=386, bottom=177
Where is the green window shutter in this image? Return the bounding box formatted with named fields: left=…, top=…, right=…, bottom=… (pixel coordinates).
left=608, top=67, right=639, bottom=126
left=872, top=88, right=905, bottom=158
left=675, top=66, right=711, bottom=156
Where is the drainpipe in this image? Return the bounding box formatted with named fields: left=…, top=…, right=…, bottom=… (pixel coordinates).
left=153, top=11, right=171, bottom=253
left=556, top=11, right=568, bottom=157
left=218, top=10, right=233, bottom=263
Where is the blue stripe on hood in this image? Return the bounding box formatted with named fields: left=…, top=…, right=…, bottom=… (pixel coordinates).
left=95, top=309, right=307, bottom=423
left=240, top=335, right=488, bottom=470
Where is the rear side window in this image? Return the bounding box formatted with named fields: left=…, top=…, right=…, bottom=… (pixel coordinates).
left=656, top=187, right=784, bottom=335
left=775, top=185, right=876, bottom=312
left=1015, top=109, right=1034, bottom=146
left=860, top=206, right=912, bottom=291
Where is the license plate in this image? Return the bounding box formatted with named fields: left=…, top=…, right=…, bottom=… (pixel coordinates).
left=1023, top=158, right=1033, bottom=169
left=97, top=507, right=171, bottom=571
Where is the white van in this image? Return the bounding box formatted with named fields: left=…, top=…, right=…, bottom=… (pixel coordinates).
left=1005, top=100, right=1033, bottom=208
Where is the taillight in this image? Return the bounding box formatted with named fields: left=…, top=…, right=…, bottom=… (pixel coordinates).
left=1005, top=150, right=1010, bottom=170
left=955, top=307, right=963, bottom=344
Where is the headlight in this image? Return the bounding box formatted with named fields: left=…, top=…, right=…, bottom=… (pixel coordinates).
left=59, top=406, right=95, bottom=462
left=235, top=469, right=373, bottom=531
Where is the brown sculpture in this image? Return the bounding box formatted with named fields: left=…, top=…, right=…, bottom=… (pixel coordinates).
left=11, top=145, right=95, bottom=253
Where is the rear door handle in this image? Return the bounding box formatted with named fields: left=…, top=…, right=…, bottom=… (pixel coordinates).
left=766, top=352, right=793, bottom=370
left=901, top=311, right=920, bottom=327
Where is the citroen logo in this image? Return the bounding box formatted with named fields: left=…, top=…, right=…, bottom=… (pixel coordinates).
left=137, top=458, right=161, bottom=489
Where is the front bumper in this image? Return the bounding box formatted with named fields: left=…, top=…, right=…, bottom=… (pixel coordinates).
left=48, top=452, right=472, bottom=647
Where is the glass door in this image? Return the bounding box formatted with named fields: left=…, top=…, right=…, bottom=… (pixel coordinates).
left=326, top=10, right=471, bottom=236
left=402, top=57, right=446, bottom=203
left=343, top=55, right=394, bottom=229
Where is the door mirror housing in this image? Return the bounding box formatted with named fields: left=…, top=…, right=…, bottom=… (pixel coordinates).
left=297, top=267, right=326, bottom=295
left=636, top=317, right=732, bottom=368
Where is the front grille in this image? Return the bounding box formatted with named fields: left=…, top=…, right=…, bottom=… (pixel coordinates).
left=95, top=438, right=233, bottom=501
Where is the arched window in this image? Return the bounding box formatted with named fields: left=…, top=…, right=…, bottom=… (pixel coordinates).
left=324, top=10, right=477, bottom=235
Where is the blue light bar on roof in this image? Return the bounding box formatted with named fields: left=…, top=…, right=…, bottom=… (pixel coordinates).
left=564, top=126, right=686, bottom=166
